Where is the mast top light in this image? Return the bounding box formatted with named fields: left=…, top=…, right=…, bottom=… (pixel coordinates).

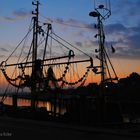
left=89, top=11, right=99, bottom=17
left=99, top=5, right=104, bottom=9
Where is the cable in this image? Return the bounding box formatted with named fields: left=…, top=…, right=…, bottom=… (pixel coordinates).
left=5, top=19, right=33, bottom=62
left=52, top=31, right=91, bottom=58
left=48, top=34, right=71, bottom=51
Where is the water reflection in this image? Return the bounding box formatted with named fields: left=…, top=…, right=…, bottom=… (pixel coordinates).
left=0, top=96, right=66, bottom=115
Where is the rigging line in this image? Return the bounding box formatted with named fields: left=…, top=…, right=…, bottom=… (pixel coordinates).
left=70, top=64, right=72, bottom=87
left=20, top=40, right=33, bottom=71
left=16, top=36, right=28, bottom=65
left=1, top=60, right=21, bottom=102
left=75, top=63, right=80, bottom=79
left=17, top=31, right=33, bottom=64
left=72, top=62, right=76, bottom=82
left=20, top=44, right=32, bottom=64
left=12, top=41, right=33, bottom=84
left=73, top=63, right=79, bottom=84
left=94, top=0, right=95, bottom=9
left=71, top=60, right=78, bottom=82
left=38, top=26, right=49, bottom=47
left=38, top=35, right=46, bottom=47
left=51, top=28, right=67, bottom=56
left=104, top=54, right=112, bottom=82
left=48, top=34, right=71, bottom=51
left=57, top=64, right=63, bottom=79
left=52, top=32, right=91, bottom=58
left=104, top=47, right=118, bottom=79
left=6, top=33, right=26, bottom=85
left=109, top=0, right=111, bottom=14
left=104, top=29, right=125, bottom=78
left=43, top=25, right=51, bottom=61
left=5, top=19, right=33, bottom=62
left=50, top=29, right=53, bottom=59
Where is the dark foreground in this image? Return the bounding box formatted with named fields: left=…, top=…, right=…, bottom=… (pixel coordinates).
left=0, top=116, right=140, bottom=139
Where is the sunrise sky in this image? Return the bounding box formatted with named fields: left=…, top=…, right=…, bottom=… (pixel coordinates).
left=0, top=0, right=140, bottom=87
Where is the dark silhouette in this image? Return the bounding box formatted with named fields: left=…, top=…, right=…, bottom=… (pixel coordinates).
left=1, top=72, right=140, bottom=125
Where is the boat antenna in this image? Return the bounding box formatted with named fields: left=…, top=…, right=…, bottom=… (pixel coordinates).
left=89, top=0, right=111, bottom=84
left=31, top=0, right=40, bottom=108
left=89, top=0, right=117, bottom=123
left=32, top=0, right=39, bottom=63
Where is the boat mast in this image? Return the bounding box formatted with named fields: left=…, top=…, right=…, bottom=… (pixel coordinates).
left=32, top=0, right=39, bottom=70
left=98, top=14, right=106, bottom=84
left=89, top=1, right=111, bottom=84
left=31, top=0, right=40, bottom=108
left=89, top=0, right=111, bottom=122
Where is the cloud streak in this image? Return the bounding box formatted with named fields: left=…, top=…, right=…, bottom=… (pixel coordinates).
left=13, top=9, right=31, bottom=19
left=112, top=0, right=140, bottom=26
left=0, top=48, right=9, bottom=52
left=46, top=17, right=96, bottom=31
left=0, top=9, right=31, bottom=23
left=104, top=23, right=140, bottom=59
left=48, top=16, right=140, bottom=59
left=54, top=17, right=140, bottom=59
left=0, top=16, right=16, bottom=22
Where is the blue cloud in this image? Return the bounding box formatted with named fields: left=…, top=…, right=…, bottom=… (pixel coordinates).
left=105, top=23, right=127, bottom=34
left=103, top=23, right=140, bottom=58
